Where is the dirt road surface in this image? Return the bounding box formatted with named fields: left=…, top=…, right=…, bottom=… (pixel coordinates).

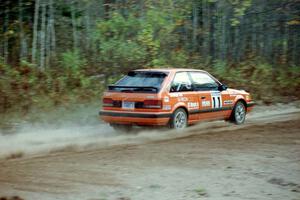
left=0, top=104, right=300, bottom=200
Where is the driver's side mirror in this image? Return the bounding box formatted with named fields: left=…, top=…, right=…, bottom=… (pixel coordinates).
left=218, top=84, right=227, bottom=91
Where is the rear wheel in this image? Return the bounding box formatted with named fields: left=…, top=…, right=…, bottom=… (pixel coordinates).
left=230, top=101, right=246, bottom=125
left=110, top=124, right=133, bottom=132
left=169, top=108, right=188, bottom=129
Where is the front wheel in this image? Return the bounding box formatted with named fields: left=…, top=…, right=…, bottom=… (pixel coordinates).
left=169, top=108, right=188, bottom=129
left=230, top=101, right=246, bottom=125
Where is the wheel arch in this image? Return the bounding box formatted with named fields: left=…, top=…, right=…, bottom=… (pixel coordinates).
left=169, top=106, right=189, bottom=129
left=175, top=106, right=189, bottom=118
left=234, top=98, right=247, bottom=111
left=229, top=98, right=247, bottom=120
left=229, top=98, right=247, bottom=124
left=172, top=103, right=189, bottom=118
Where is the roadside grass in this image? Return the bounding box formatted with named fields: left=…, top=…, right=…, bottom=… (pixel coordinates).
left=0, top=196, right=24, bottom=200
left=5, top=151, right=24, bottom=160
left=194, top=187, right=208, bottom=197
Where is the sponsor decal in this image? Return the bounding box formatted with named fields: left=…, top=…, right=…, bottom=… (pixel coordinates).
left=178, top=97, right=188, bottom=102
left=170, top=93, right=183, bottom=97
left=211, top=91, right=222, bottom=108
left=188, top=102, right=199, bottom=109
left=163, top=105, right=171, bottom=110
left=201, top=100, right=210, bottom=107
left=224, top=100, right=233, bottom=105
left=164, top=96, right=170, bottom=102
left=170, top=93, right=179, bottom=97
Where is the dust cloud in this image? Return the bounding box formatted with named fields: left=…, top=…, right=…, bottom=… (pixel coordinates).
left=0, top=103, right=299, bottom=159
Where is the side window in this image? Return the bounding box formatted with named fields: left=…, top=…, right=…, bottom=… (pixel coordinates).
left=189, top=72, right=219, bottom=91
left=170, top=72, right=192, bottom=92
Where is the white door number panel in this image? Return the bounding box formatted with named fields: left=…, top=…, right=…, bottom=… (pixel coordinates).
left=211, top=91, right=222, bottom=108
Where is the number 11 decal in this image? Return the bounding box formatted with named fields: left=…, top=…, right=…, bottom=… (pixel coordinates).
left=211, top=91, right=222, bottom=108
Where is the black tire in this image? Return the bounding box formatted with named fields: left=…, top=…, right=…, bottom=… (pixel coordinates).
left=169, top=108, right=188, bottom=129
left=230, top=101, right=246, bottom=125
left=110, top=124, right=133, bottom=132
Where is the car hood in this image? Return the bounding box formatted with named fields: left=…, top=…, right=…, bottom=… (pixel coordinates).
left=227, top=88, right=249, bottom=95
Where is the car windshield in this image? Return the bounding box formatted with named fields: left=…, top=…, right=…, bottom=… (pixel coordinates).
left=109, top=71, right=168, bottom=93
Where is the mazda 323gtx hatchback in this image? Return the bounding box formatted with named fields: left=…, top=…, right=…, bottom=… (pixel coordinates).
left=99, top=69, right=255, bottom=130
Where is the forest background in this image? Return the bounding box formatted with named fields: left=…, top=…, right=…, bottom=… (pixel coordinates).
left=0, top=0, right=299, bottom=119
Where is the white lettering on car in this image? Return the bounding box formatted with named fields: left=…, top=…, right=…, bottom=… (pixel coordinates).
left=163, top=105, right=171, bottom=110
left=224, top=100, right=233, bottom=105
left=178, top=97, right=188, bottom=102
left=188, top=102, right=199, bottom=109
left=201, top=100, right=210, bottom=107
left=170, top=93, right=179, bottom=97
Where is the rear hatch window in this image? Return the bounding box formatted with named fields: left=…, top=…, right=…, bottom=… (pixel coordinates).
left=108, top=71, right=168, bottom=93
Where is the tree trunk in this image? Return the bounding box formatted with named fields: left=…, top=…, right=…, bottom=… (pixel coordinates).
left=32, top=0, right=40, bottom=64
left=3, top=5, right=9, bottom=64
left=19, top=0, right=28, bottom=61
left=71, top=0, right=78, bottom=51
left=220, top=2, right=228, bottom=61
left=201, top=0, right=209, bottom=60
left=209, top=2, right=216, bottom=62
left=49, top=0, right=56, bottom=55
left=192, top=0, right=199, bottom=51
left=85, top=3, right=91, bottom=51
left=40, top=1, right=46, bottom=70
left=46, top=4, right=51, bottom=68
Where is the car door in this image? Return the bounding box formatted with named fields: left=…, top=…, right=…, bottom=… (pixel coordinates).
left=188, top=71, right=226, bottom=121
left=169, top=72, right=199, bottom=123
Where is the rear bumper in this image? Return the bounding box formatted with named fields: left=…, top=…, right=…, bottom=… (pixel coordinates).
left=99, top=110, right=171, bottom=126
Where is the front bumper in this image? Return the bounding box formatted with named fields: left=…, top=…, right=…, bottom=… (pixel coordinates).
left=247, top=101, right=256, bottom=108
left=246, top=101, right=256, bottom=112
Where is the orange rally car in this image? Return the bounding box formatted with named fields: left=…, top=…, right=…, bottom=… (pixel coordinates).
left=99, top=68, right=255, bottom=130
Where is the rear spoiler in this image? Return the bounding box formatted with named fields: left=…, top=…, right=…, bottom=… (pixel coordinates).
left=108, top=85, right=159, bottom=92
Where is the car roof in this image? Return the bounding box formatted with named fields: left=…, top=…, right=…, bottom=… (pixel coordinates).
left=134, top=68, right=207, bottom=73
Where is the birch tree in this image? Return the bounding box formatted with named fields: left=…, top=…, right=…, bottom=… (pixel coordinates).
left=40, top=1, right=46, bottom=69
left=32, top=0, right=40, bottom=64
left=18, top=0, right=27, bottom=61
left=71, top=0, right=78, bottom=51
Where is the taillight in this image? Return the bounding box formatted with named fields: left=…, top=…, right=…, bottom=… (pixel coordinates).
left=143, top=100, right=162, bottom=109
left=103, top=98, right=113, bottom=107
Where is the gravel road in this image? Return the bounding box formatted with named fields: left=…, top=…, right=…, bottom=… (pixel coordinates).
left=0, top=104, right=300, bottom=200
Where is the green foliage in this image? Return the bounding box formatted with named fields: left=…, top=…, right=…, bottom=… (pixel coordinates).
left=137, top=24, right=160, bottom=62
left=61, top=50, right=86, bottom=71
left=61, top=50, right=93, bottom=90
left=95, top=9, right=183, bottom=71
left=0, top=53, right=103, bottom=113
left=229, top=0, right=252, bottom=26
left=212, top=60, right=300, bottom=102
left=96, top=13, right=147, bottom=72
left=276, top=66, right=300, bottom=96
